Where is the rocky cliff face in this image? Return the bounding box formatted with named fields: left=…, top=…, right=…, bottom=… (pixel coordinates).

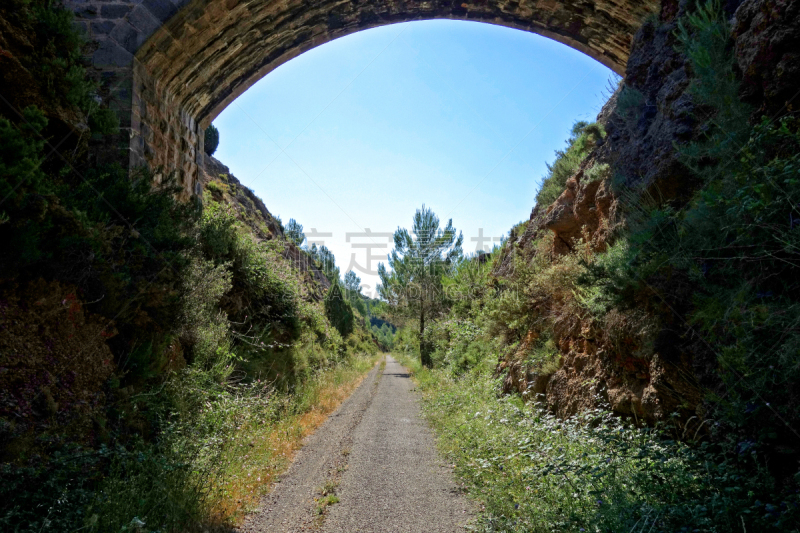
left=497, top=0, right=800, bottom=425
left=734, top=0, right=800, bottom=118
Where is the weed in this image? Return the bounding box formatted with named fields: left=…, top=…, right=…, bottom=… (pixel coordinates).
left=405, top=361, right=800, bottom=532
left=316, top=494, right=340, bottom=515
left=535, top=122, right=605, bottom=208
left=584, top=162, right=610, bottom=183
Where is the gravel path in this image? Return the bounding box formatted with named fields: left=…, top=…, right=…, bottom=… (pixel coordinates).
left=238, top=355, right=472, bottom=533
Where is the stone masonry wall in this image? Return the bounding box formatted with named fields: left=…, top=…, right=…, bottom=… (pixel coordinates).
left=68, top=0, right=657, bottom=199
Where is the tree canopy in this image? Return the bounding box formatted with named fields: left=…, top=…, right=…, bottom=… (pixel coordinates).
left=378, top=205, right=462, bottom=366
left=284, top=218, right=305, bottom=246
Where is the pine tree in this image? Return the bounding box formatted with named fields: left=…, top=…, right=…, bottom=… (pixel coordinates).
left=378, top=205, right=462, bottom=366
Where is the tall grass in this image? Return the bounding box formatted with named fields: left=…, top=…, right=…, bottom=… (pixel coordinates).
left=84, top=354, right=379, bottom=532
left=400, top=356, right=799, bottom=532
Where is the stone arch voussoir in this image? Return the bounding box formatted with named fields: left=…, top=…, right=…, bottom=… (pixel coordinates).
left=69, top=0, right=658, bottom=198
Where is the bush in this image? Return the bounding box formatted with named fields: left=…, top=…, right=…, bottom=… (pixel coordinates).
left=535, top=121, right=605, bottom=208
left=613, top=84, right=645, bottom=135
left=571, top=0, right=800, bottom=512
left=198, top=201, right=299, bottom=334
left=204, top=124, right=220, bottom=156
left=410, top=363, right=800, bottom=533
left=584, top=162, right=610, bottom=183
left=284, top=218, right=305, bottom=246
left=325, top=283, right=354, bottom=338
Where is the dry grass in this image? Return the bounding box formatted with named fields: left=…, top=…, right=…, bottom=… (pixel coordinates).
left=206, top=354, right=381, bottom=525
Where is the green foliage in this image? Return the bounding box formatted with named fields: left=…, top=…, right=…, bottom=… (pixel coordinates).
left=407, top=363, right=799, bottom=533
left=675, top=0, right=750, bottom=174
left=1, top=123, right=199, bottom=383
left=198, top=201, right=299, bottom=336
left=613, top=84, right=645, bottom=135
left=180, top=256, right=234, bottom=371
left=205, top=179, right=224, bottom=195
left=0, top=106, right=49, bottom=225
left=370, top=322, right=396, bottom=350
left=441, top=252, right=496, bottom=319
left=9, top=0, right=118, bottom=133
left=584, top=162, right=610, bottom=183
left=308, top=243, right=339, bottom=283
left=325, top=282, right=355, bottom=338
left=599, top=117, right=800, bottom=448
left=204, top=124, right=220, bottom=156
left=569, top=0, right=800, bottom=515
left=284, top=217, right=305, bottom=246
left=392, top=327, right=421, bottom=359
left=0, top=3, right=379, bottom=528
left=379, top=205, right=463, bottom=366
left=535, top=121, right=605, bottom=208
left=422, top=318, right=496, bottom=374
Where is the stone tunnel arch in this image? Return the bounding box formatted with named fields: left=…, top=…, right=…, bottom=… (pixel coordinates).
left=71, top=0, right=659, bottom=197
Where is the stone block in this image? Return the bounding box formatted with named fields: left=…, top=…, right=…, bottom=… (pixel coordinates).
left=142, top=0, right=177, bottom=21
left=92, top=37, right=133, bottom=67
left=100, top=4, right=132, bottom=18
left=130, top=109, right=141, bottom=135
left=128, top=5, right=162, bottom=36
left=91, top=20, right=117, bottom=34
left=110, top=20, right=143, bottom=54
left=73, top=5, right=98, bottom=18
left=171, top=0, right=193, bottom=10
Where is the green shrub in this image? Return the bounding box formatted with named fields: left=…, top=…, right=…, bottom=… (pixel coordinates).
left=198, top=202, right=299, bottom=335
left=613, top=84, right=645, bottom=135
left=204, top=124, right=220, bottom=156
left=409, top=363, right=800, bottom=533
left=535, top=122, right=605, bottom=208
left=325, top=283, right=355, bottom=338
left=584, top=162, right=610, bottom=183
left=575, top=0, right=800, bottom=511
left=676, top=0, right=750, bottom=175
left=205, top=180, right=224, bottom=195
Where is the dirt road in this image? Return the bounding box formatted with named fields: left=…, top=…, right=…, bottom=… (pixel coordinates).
left=238, top=355, right=472, bottom=533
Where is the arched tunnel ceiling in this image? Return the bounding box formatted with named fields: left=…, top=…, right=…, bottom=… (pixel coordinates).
left=135, top=0, right=658, bottom=127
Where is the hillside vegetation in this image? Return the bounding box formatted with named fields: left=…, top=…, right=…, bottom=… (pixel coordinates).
left=0, top=2, right=381, bottom=530
left=387, top=1, right=800, bottom=531
left=2, top=0, right=799, bottom=531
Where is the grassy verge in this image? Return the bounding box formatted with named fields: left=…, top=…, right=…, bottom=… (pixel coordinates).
left=397, top=354, right=799, bottom=533
left=208, top=354, right=381, bottom=524
left=64, top=354, right=381, bottom=532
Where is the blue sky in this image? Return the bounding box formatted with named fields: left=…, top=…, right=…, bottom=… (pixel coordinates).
left=213, top=20, right=615, bottom=296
